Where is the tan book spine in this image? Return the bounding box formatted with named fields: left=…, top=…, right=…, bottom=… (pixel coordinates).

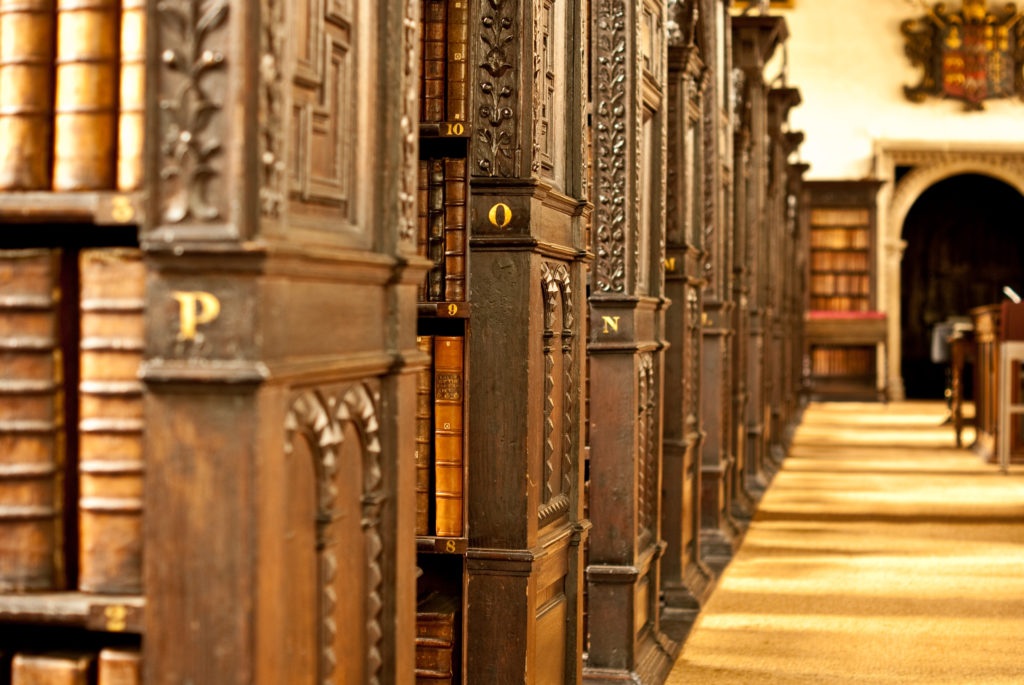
left=97, top=648, right=141, bottom=685
left=445, top=0, right=469, bottom=122
left=421, top=0, right=446, bottom=122
left=433, top=336, right=463, bottom=537
left=443, top=158, right=466, bottom=302
left=11, top=652, right=93, bottom=685
left=0, top=250, right=63, bottom=592
left=116, top=0, right=145, bottom=191
left=52, top=0, right=119, bottom=190
left=0, top=0, right=55, bottom=189
left=78, top=248, right=144, bottom=594
left=415, top=335, right=433, bottom=536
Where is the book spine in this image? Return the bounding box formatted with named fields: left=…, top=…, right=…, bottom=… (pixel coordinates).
left=78, top=248, right=145, bottom=594
left=433, top=336, right=463, bottom=537
left=97, top=648, right=141, bottom=685
left=445, top=0, right=468, bottom=122
left=0, top=249, right=63, bottom=592
left=421, top=0, right=446, bottom=122
left=116, top=0, right=145, bottom=191
left=415, top=335, right=433, bottom=536
left=415, top=638, right=454, bottom=675
left=418, top=159, right=429, bottom=301
left=52, top=0, right=119, bottom=190
left=426, top=159, right=446, bottom=302
left=0, top=0, right=55, bottom=189
left=11, top=652, right=93, bottom=685
left=443, top=158, right=466, bottom=302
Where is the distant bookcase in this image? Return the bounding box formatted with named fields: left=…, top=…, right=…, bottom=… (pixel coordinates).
left=804, top=181, right=886, bottom=400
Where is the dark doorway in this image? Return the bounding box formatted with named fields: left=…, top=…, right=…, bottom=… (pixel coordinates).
left=901, top=173, right=1024, bottom=398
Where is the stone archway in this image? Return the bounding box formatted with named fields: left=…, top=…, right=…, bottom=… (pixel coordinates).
left=873, top=143, right=1024, bottom=400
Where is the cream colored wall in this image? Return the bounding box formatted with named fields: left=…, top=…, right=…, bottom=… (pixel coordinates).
left=773, top=0, right=1024, bottom=179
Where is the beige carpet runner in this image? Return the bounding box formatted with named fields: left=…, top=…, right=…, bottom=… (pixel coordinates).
left=667, top=401, right=1024, bottom=684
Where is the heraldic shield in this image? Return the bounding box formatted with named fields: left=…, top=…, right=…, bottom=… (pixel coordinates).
left=903, top=0, right=1024, bottom=110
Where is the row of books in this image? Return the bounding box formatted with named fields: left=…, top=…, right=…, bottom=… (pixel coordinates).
left=810, top=250, right=871, bottom=272
left=418, top=158, right=467, bottom=303
left=809, top=296, right=871, bottom=312
left=420, top=0, right=469, bottom=123
left=0, top=0, right=144, bottom=191
left=809, top=227, right=870, bottom=250
left=0, top=248, right=144, bottom=594
left=416, top=592, right=458, bottom=684
left=3, top=648, right=139, bottom=685
left=415, top=335, right=464, bottom=538
left=810, top=273, right=870, bottom=297
left=810, top=346, right=875, bottom=376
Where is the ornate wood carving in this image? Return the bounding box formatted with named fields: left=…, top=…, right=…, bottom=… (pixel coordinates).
left=902, top=0, right=1024, bottom=111
left=156, top=0, right=229, bottom=224
left=594, top=0, right=628, bottom=293
left=259, top=0, right=285, bottom=218
left=284, top=383, right=386, bottom=685
left=477, top=0, right=518, bottom=177
left=539, top=262, right=576, bottom=526
left=637, top=351, right=657, bottom=537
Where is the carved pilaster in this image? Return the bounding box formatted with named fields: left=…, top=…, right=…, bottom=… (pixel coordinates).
left=476, top=0, right=520, bottom=177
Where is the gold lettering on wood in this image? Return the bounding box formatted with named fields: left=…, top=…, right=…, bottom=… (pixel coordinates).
left=601, top=316, right=620, bottom=334
left=488, top=202, right=513, bottom=228
left=105, top=605, right=127, bottom=631
left=173, top=291, right=222, bottom=341
left=664, top=257, right=677, bottom=272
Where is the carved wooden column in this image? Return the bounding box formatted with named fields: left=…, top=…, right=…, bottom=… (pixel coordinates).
left=661, top=0, right=714, bottom=640
left=764, top=87, right=801, bottom=466
left=699, top=0, right=740, bottom=571
left=463, top=0, right=592, bottom=682
left=142, top=1, right=420, bottom=683
left=731, top=14, right=786, bottom=510
left=585, top=0, right=676, bottom=681
left=782, top=144, right=809, bottom=445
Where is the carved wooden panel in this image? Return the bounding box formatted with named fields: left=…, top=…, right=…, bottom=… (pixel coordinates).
left=535, top=0, right=566, bottom=187
left=476, top=0, right=519, bottom=177
left=289, top=0, right=358, bottom=224
left=637, top=351, right=657, bottom=540
left=283, top=383, right=385, bottom=685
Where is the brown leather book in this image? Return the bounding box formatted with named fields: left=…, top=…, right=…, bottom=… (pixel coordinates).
left=426, top=159, right=446, bottom=302
left=415, top=335, right=433, bottom=536
left=445, top=0, right=469, bottom=122
left=78, top=248, right=145, bottom=594
left=0, top=0, right=55, bottom=189
left=443, top=158, right=466, bottom=302
left=433, top=336, right=463, bottom=537
left=97, top=648, right=141, bottom=685
left=116, top=0, right=145, bottom=191
left=421, top=0, right=446, bottom=122
left=0, top=250, right=63, bottom=592
left=417, top=160, right=429, bottom=301
left=415, top=592, right=457, bottom=683
left=11, top=653, right=93, bottom=685
left=52, top=0, right=119, bottom=190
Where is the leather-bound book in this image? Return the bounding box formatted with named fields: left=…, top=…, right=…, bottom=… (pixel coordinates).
left=426, top=159, right=445, bottom=302
left=415, top=335, right=433, bottom=536
left=417, top=159, right=429, bottom=301
left=11, top=653, right=93, bottom=685
left=97, top=648, right=141, bottom=685
left=0, top=250, right=63, bottom=592
left=421, top=0, right=446, bottom=122
left=52, top=0, right=119, bottom=190
left=433, top=336, right=463, bottom=537
left=443, top=158, right=466, bottom=302
left=78, top=248, right=144, bottom=594
left=116, top=0, right=145, bottom=190
left=0, top=0, right=55, bottom=189
left=445, top=0, right=469, bottom=122
left=415, top=592, right=458, bottom=684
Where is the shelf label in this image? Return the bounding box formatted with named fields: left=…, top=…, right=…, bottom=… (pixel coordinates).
left=173, top=291, right=222, bottom=341
left=110, top=195, right=135, bottom=223
left=105, top=605, right=127, bottom=631
left=601, top=316, right=620, bottom=334
left=445, top=303, right=459, bottom=317
left=488, top=202, right=513, bottom=229
left=664, top=257, right=677, bottom=273
left=441, top=122, right=467, bottom=136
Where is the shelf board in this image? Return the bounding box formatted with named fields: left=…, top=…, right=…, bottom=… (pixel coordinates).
left=417, top=536, right=468, bottom=555
left=419, top=122, right=472, bottom=138
left=418, top=302, right=471, bottom=318
left=0, top=592, right=144, bottom=633
left=0, top=191, right=142, bottom=226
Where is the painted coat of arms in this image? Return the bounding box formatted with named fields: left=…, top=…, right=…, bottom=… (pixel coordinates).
left=903, top=0, right=1024, bottom=110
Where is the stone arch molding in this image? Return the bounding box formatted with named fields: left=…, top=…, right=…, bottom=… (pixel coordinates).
left=876, top=143, right=1024, bottom=400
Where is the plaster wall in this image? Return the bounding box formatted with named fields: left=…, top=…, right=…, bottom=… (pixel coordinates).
left=771, top=0, right=1024, bottom=179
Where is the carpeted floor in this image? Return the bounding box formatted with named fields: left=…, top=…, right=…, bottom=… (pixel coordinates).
left=666, top=401, right=1024, bottom=685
